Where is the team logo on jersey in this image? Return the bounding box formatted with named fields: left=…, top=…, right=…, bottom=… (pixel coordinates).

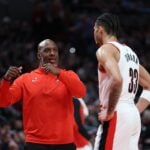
left=32, top=77, right=38, bottom=82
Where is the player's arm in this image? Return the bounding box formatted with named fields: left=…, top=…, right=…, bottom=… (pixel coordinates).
left=78, top=98, right=89, bottom=117
left=137, top=98, right=149, bottom=113
left=139, top=64, right=150, bottom=89
left=136, top=65, right=150, bottom=112
left=97, top=44, right=122, bottom=118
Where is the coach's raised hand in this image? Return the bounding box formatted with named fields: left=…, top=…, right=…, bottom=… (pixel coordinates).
left=42, top=63, right=60, bottom=75
left=3, top=66, right=22, bottom=81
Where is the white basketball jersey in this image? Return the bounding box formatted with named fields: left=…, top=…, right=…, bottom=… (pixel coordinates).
left=98, top=41, right=139, bottom=106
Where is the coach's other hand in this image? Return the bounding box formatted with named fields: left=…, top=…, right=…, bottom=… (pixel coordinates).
left=3, top=66, right=22, bottom=81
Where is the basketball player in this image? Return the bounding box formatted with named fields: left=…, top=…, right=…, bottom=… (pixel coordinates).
left=93, top=13, right=150, bottom=150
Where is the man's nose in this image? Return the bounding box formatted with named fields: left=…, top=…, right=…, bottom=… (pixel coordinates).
left=49, top=50, right=55, bottom=55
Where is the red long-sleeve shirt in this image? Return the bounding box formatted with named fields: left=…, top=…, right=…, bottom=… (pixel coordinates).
left=0, top=67, right=86, bottom=144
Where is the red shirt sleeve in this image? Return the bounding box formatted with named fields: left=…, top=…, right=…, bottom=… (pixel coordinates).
left=58, top=70, right=86, bottom=98
left=0, top=76, right=23, bottom=107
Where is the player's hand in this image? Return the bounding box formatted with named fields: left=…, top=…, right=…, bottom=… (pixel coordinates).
left=3, top=66, right=22, bottom=81
left=98, top=108, right=114, bottom=123
left=41, top=63, right=60, bottom=75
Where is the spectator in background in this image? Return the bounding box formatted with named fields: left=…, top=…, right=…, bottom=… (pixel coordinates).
left=73, top=98, right=93, bottom=150
left=0, top=39, right=86, bottom=150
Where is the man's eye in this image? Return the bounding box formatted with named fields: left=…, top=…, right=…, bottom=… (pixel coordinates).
left=44, top=49, right=49, bottom=52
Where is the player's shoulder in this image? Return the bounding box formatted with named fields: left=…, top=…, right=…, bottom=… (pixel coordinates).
left=96, top=44, right=108, bottom=53
left=97, top=44, right=117, bottom=57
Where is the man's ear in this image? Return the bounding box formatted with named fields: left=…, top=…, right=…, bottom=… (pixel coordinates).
left=37, top=52, right=41, bottom=60
left=98, top=26, right=103, bottom=34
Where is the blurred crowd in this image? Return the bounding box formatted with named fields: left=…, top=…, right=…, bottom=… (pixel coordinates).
left=0, top=0, right=150, bottom=149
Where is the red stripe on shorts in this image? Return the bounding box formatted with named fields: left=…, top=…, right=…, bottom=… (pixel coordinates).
left=105, top=112, right=117, bottom=150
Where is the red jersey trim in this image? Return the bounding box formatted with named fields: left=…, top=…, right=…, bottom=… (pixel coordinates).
left=105, top=112, right=117, bottom=150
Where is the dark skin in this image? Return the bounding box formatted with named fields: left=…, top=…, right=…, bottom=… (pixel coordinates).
left=4, top=39, right=60, bottom=81
left=3, top=66, right=22, bottom=81
left=38, top=39, right=60, bottom=75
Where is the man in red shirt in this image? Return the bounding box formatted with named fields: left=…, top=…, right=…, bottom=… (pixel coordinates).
left=0, top=39, right=86, bottom=150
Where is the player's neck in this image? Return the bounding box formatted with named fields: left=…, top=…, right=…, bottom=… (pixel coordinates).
left=103, top=35, right=117, bottom=44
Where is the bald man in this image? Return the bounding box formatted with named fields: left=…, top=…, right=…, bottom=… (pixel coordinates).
left=0, top=39, right=86, bottom=150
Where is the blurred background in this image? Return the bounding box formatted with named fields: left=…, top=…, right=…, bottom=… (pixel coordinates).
left=0, top=0, right=149, bottom=149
